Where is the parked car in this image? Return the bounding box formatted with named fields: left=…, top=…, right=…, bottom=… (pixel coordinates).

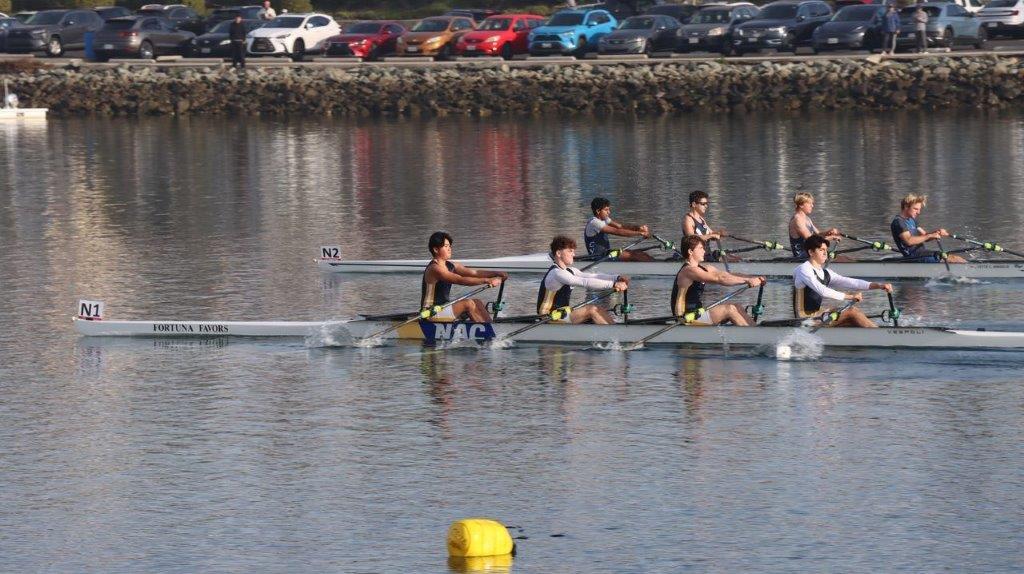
left=678, top=3, right=759, bottom=54
left=811, top=4, right=885, bottom=52
left=644, top=3, right=700, bottom=25
left=453, top=13, right=545, bottom=58
left=247, top=13, right=341, bottom=61
left=189, top=18, right=263, bottom=57
left=5, top=9, right=105, bottom=56
left=94, top=6, right=132, bottom=21
left=204, top=5, right=263, bottom=31
left=933, top=0, right=987, bottom=13
left=528, top=9, right=617, bottom=56
left=444, top=8, right=502, bottom=24
left=0, top=12, right=7, bottom=19
left=323, top=20, right=405, bottom=59
left=977, top=0, right=1024, bottom=38
left=135, top=4, right=204, bottom=35
left=594, top=0, right=661, bottom=21
left=12, top=12, right=36, bottom=23
left=92, top=15, right=195, bottom=60
left=731, top=0, right=832, bottom=54
left=897, top=2, right=987, bottom=50
left=598, top=14, right=681, bottom=54
left=395, top=16, right=475, bottom=59
left=0, top=17, right=23, bottom=52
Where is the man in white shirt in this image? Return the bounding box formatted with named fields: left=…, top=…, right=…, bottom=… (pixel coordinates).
left=259, top=0, right=277, bottom=20
left=538, top=235, right=629, bottom=324
left=793, top=234, right=892, bottom=328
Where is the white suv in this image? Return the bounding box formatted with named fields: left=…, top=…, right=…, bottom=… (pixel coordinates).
left=978, top=0, right=1024, bottom=36
left=247, top=13, right=341, bottom=61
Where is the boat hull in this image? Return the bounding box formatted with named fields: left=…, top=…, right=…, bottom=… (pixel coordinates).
left=72, top=317, right=1024, bottom=349
left=316, top=254, right=1024, bottom=279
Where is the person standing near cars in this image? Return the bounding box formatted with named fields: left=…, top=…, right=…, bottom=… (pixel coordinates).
left=259, top=0, right=276, bottom=21
left=229, top=14, right=247, bottom=69
left=913, top=4, right=928, bottom=53
left=882, top=3, right=900, bottom=55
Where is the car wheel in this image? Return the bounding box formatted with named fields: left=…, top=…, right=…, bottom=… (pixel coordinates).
left=974, top=26, right=988, bottom=49
left=139, top=40, right=154, bottom=60
left=46, top=36, right=63, bottom=57
left=575, top=36, right=587, bottom=56
left=292, top=38, right=305, bottom=62
left=438, top=43, right=451, bottom=60
left=643, top=40, right=653, bottom=55
left=501, top=42, right=513, bottom=60
left=368, top=43, right=380, bottom=61
left=786, top=32, right=798, bottom=53
left=943, top=27, right=954, bottom=48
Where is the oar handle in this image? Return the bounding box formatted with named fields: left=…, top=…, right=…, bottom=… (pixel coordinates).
left=748, top=283, right=765, bottom=322
left=840, top=233, right=896, bottom=252
left=729, top=235, right=787, bottom=251
left=884, top=292, right=900, bottom=327
left=580, top=237, right=647, bottom=271
left=488, top=278, right=507, bottom=319
left=502, top=290, right=616, bottom=340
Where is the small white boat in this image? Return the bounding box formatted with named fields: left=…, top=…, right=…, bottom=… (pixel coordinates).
left=1, top=80, right=47, bottom=120
left=72, top=303, right=1024, bottom=350
left=314, top=251, right=1024, bottom=279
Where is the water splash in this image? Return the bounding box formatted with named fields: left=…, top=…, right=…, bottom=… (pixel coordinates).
left=770, top=330, right=824, bottom=361
left=926, top=275, right=984, bottom=287
left=305, top=321, right=357, bottom=348
left=488, top=337, right=516, bottom=350
left=589, top=341, right=628, bottom=352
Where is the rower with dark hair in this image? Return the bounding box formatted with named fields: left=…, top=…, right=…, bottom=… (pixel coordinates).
left=584, top=197, right=654, bottom=262
left=538, top=235, right=629, bottom=324
left=794, top=234, right=892, bottom=328
left=422, top=231, right=508, bottom=323
left=682, top=190, right=731, bottom=262
left=673, top=235, right=765, bottom=326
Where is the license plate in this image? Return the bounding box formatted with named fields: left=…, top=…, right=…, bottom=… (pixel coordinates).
left=748, top=38, right=757, bottom=42
left=406, top=46, right=418, bottom=52
left=988, top=22, right=998, bottom=27
left=103, top=43, right=113, bottom=49
left=201, top=47, right=211, bottom=53
left=466, top=45, right=476, bottom=50
left=541, top=42, right=552, bottom=48
left=689, top=37, right=699, bottom=44
left=827, top=37, right=838, bottom=44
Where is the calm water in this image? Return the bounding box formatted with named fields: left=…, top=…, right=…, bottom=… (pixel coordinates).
left=1, top=113, right=1023, bottom=572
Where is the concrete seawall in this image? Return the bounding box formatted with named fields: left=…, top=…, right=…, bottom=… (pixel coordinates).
left=3, top=56, right=1023, bottom=116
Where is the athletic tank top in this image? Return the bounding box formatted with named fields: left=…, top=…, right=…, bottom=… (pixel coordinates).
left=421, top=261, right=455, bottom=309
left=537, top=265, right=575, bottom=315
left=584, top=217, right=612, bottom=256
left=789, top=217, right=819, bottom=259
left=793, top=267, right=831, bottom=317
left=671, top=263, right=707, bottom=316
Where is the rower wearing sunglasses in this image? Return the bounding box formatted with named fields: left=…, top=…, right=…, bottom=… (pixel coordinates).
left=682, top=190, right=730, bottom=262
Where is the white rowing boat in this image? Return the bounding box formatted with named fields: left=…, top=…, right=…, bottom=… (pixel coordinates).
left=314, top=251, right=1024, bottom=279
left=72, top=312, right=1024, bottom=350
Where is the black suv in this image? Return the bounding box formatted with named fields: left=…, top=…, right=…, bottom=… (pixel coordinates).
left=204, top=5, right=263, bottom=31
left=135, top=4, right=205, bottom=34
left=732, top=0, right=832, bottom=54
left=4, top=9, right=105, bottom=56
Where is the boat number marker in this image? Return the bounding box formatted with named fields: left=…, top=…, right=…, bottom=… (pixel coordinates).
left=320, top=246, right=342, bottom=260
left=78, top=300, right=105, bottom=321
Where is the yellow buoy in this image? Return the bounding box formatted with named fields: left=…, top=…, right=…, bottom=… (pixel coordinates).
left=447, top=554, right=513, bottom=573
left=447, top=518, right=514, bottom=558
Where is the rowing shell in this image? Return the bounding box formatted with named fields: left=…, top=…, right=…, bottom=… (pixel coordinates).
left=72, top=316, right=1024, bottom=350
left=315, top=252, right=1024, bottom=279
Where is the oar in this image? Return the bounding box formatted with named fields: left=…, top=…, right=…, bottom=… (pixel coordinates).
left=808, top=300, right=857, bottom=334
left=626, top=285, right=749, bottom=350
left=935, top=238, right=952, bottom=273
left=747, top=283, right=765, bottom=323
left=951, top=234, right=1024, bottom=259
left=714, top=238, right=731, bottom=272
left=488, top=279, right=507, bottom=319
left=841, top=233, right=898, bottom=252
left=728, top=235, right=787, bottom=252
left=361, top=284, right=492, bottom=341
left=580, top=237, right=648, bottom=271
left=883, top=292, right=900, bottom=327
left=499, top=290, right=616, bottom=341
left=650, top=234, right=684, bottom=257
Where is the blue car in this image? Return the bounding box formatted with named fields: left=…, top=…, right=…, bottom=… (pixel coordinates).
left=528, top=9, right=617, bottom=55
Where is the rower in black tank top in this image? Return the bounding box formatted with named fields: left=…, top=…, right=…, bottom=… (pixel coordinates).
left=671, top=262, right=706, bottom=316
left=793, top=266, right=831, bottom=317
left=537, top=265, right=575, bottom=315
left=421, top=261, right=455, bottom=309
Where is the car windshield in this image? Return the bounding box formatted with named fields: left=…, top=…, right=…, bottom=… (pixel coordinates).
left=212, top=9, right=240, bottom=18
left=209, top=20, right=233, bottom=33
left=694, top=9, right=731, bottom=23
left=26, top=11, right=65, bottom=25
left=758, top=4, right=798, bottom=19
left=986, top=0, right=1016, bottom=6
left=346, top=22, right=381, bottom=33
left=834, top=6, right=880, bottom=20
left=620, top=16, right=655, bottom=29
left=412, top=19, right=449, bottom=31
left=479, top=17, right=511, bottom=30
left=0, top=18, right=19, bottom=28
left=102, top=19, right=136, bottom=30
left=900, top=6, right=941, bottom=18
left=136, top=9, right=164, bottom=17
left=547, top=13, right=585, bottom=26
left=264, top=16, right=304, bottom=28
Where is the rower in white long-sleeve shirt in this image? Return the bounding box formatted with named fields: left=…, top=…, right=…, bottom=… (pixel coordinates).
left=793, top=234, right=892, bottom=328
left=538, top=235, right=629, bottom=325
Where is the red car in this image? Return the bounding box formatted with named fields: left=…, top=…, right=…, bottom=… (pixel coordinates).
left=453, top=13, right=546, bottom=58
left=323, top=20, right=406, bottom=60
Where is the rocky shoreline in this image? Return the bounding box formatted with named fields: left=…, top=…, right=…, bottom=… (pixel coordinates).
left=2, top=56, right=1023, bottom=116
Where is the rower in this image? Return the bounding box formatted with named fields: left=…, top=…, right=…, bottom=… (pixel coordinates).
left=794, top=234, right=893, bottom=328
left=422, top=231, right=508, bottom=323
left=789, top=192, right=846, bottom=260
left=890, top=193, right=966, bottom=263
left=539, top=235, right=629, bottom=324
left=682, top=190, right=730, bottom=262
left=673, top=235, right=765, bottom=326
left=584, top=197, right=654, bottom=262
